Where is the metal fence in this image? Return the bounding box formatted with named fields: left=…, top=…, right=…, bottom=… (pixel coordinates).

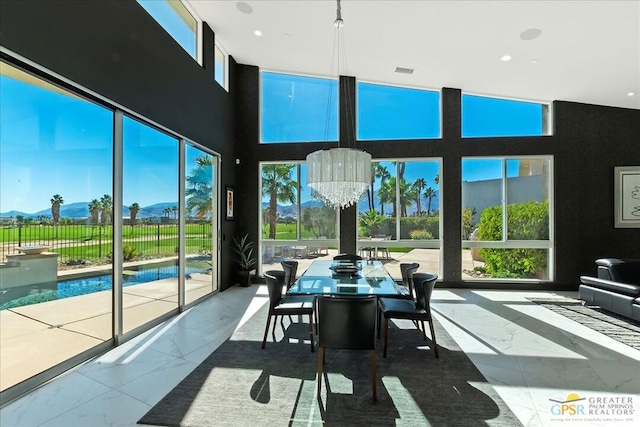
left=0, top=222, right=213, bottom=265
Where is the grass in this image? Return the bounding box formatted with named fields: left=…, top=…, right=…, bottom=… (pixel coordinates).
left=0, top=223, right=211, bottom=243
left=261, top=223, right=333, bottom=240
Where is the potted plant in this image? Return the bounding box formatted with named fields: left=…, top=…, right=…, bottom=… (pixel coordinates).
left=232, top=233, right=257, bottom=287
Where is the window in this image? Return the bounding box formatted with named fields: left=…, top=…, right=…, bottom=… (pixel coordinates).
left=259, top=162, right=339, bottom=273
left=122, top=116, right=179, bottom=332
left=357, top=159, right=442, bottom=278
left=462, top=157, right=553, bottom=280
left=261, top=72, right=338, bottom=143
left=0, top=61, right=114, bottom=392
left=357, top=82, right=440, bottom=140
left=214, top=44, right=227, bottom=89
left=137, top=0, right=199, bottom=61
left=462, top=94, right=549, bottom=137
left=185, top=144, right=218, bottom=303
left=0, top=59, right=221, bottom=398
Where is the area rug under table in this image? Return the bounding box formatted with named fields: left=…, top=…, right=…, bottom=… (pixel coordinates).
left=138, top=304, right=522, bottom=427
left=527, top=297, right=640, bottom=351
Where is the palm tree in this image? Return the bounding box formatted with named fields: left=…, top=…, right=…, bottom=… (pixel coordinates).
left=393, top=161, right=406, bottom=185
left=186, top=155, right=213, bottom=217
left=398, top=179, right=413, bottom=217
left=88, top=199, right=100, bottom=235
left=262, top=164, right=297, bottom=239
left=424, top=187, right=436, bottom=215
left=100, top=194, right=112, bottom=225
left=171, top=206, right=178, bottom=220
left=163, top=207, right=171, bottom=218
left=50, top=194, right=64, bottom=226
left=378, top=178, right=395, bottom=217
left=434, top=174, right=439, bottom=185
left=412, top=177, right=427, bottom=215
left=367, top=162, right=388, bottom=211
left=128, top=202, right=140, bottom=230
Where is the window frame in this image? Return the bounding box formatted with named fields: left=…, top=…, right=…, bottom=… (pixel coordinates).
left=258, top=160, right=341, bottom=274
left=214, top=42, right=229, bottom=91
left=356, top=80, right=442, bottom=141
left=461, top=92, right=552, bottom=138
left=461, top=155, right=555, bottom=281
left=259, top=70, right=339, bottom=144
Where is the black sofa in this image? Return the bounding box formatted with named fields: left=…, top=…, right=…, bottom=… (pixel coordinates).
left=579, top=258, right=640, bottom=321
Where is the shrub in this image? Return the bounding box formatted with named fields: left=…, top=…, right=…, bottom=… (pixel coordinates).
left=478, top=201, right=548, bottom=278
left=359, top=209, right=386, bottom=236
left=409, top=229, right=433, bottom=240
left=123, top=245, right=139, bottom=261
left=399, top=216, right=439, bottom=239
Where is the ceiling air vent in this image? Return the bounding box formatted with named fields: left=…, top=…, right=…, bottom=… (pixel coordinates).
left=394, top=67, right=414, bottom=75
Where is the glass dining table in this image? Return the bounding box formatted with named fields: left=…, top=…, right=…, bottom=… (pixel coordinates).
left=286, top=260, right=409, bottom=297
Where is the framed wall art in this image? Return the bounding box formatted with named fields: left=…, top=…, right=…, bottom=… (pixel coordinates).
left=225, top=186, right=235, bottom=221
left=614, top=166, right=640, bottom=228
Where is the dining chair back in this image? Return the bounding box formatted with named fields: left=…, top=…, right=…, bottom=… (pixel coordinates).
left=262, top=270, right=314, bottom=352
left=414, top=272, right=438, bottom=313
left=333, top=253, right=363, bottom=262
left=399, top=262, right=420, bottom=297
left=316, top=295, right=378, bottom=403
left=281, top=260, right=298, bottom=290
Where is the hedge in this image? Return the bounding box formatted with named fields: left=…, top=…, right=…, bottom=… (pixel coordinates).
left=478, top=201, right=549, bottom=278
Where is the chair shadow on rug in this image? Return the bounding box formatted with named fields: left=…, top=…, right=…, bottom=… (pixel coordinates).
left=138, top=308, right=520, bottom=427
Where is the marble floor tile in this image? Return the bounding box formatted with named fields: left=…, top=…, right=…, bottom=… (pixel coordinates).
left=1, top=287, right=639, bottom=427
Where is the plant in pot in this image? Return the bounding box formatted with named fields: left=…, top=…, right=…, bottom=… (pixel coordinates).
left=232, top=233, right=257, bottom=287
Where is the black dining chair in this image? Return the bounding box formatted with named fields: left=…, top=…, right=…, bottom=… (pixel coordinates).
left=262, top=270, right=315, bottom=352
left=378, top=272, right=439, bottom=358
left=317, top=295, right=378, bottom=403
left=333, top=253, right=363, bottom=262
left=281, top=260, right=317, bottom=331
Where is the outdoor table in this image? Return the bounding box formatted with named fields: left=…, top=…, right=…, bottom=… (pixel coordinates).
left=287, top=260, right=408, bottom=297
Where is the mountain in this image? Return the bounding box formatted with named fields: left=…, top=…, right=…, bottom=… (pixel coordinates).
left=0, top=210, right=29, bottom=218
left=0, top=201, right=179, bottom=219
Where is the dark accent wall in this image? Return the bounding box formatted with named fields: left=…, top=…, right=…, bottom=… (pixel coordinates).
left=0, top=0, right=238, bottom=290
left=233, top=66, right=640, bottom=289
left=2, top=0, right=638, bottom=289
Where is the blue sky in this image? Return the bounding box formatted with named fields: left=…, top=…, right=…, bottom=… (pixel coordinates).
left=0, top=4, right=543, bottom=215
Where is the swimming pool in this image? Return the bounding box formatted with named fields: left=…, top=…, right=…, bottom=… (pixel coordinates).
left=0, top=265, right=208, bottom=310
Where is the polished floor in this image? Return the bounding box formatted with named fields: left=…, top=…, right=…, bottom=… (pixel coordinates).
left=1, top=286, right=638, bottom=427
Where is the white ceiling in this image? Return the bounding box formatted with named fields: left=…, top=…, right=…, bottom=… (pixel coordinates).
left=187, top=0, right=640, bottom=110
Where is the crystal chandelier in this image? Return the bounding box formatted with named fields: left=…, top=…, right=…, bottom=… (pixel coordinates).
left=306, top=0, right=371, bottom=209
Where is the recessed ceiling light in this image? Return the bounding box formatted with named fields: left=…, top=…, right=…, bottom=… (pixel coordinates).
left=236, top=2, right=253, bottom=14
left=629, top=92, right=636, bottom=97
left=520, top=28, right=542, bottom=41
left=501, top=55, right=512, bottom=62
left=284, top=33, right=291, bottom=37
left=530, top=59, right=538, bottom=64
left=395, top=67, right=414, bottom=75
left=254, top=30, right=262, bottom=37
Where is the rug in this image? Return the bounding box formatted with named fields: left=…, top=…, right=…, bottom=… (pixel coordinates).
left=138, top=304, right=522, bottom=427
left=527, top=297, right=640, bottom=351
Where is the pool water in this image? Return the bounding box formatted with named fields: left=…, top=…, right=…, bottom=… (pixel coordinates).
left=57, top=265, right=205, bottom=298
left=0, top=265, right=208, bottom=310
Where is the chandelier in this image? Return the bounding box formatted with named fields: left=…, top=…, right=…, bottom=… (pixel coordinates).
left=306, top=0, right=371, bottom=209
